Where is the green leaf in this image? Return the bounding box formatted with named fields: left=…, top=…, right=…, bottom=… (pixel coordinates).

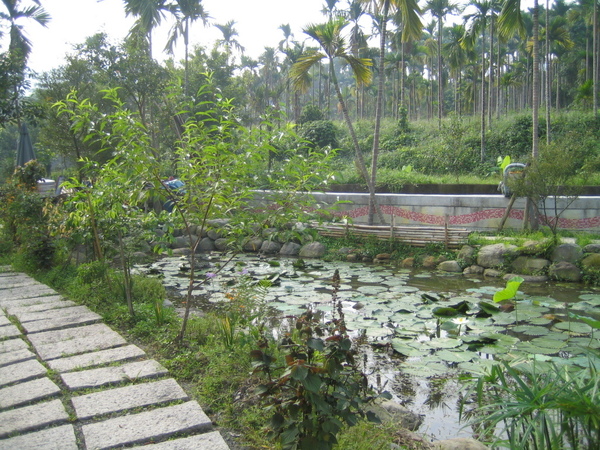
left=569, top=312, right=600, bottom=330
left=291, top=364, right=308, bottom=381
left=307, top=337, right=325, bottom=351
left=493, top=276, right=524, bottom=303
left=433, top=306, right=458, bottom=317
left=302, top=371, right=322, bottom=393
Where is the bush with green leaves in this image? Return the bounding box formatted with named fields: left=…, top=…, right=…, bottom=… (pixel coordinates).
left=300, top=120, right=338, bottom=149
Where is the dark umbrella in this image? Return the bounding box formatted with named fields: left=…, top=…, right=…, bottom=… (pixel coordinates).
left=16, top=123, right=36, bottom=167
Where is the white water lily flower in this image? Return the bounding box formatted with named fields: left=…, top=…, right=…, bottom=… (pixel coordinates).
left=452, top=317, right=469, bottom=325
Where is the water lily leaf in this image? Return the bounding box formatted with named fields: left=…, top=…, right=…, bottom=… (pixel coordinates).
left=391, top=339, right=425, bottom=357
left=458, top=360, right=498, bottom=376
left=477, top=345, right=508, bottom=355
left=356, top=285, right=389, bottom=295
left=578, top=294, right=600, bottom=306
left=529, top=317, right=553, bottom=326
left=478, top=301, right=500, bottom=316
left=432, top=307, right=459, bottom=317
left=436, top=349, right=475, bottom=363
left=553, top=321, right=593, bottom=334
left=402, top=362, right=449, bottom=377
left=363, top=327, right=394, bottom=338
left=425, top=338, right=463, bottom=349
left=530, top=336, right=568, bottom=349
left=511, top=325, right=550, bottom=336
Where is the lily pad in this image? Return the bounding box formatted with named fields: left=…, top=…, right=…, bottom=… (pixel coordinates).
left=511, top=325, right=550, bottom=336
left=436, top=349, right=475, bottom=363
left=553, top=321, right=593, bottom=334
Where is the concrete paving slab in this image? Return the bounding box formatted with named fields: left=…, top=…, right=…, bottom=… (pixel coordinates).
left=5, top=299, right=76, bottom=316
left=0, top=348, right=35, bottom=367
left=82, top=401, right=212, bottom=450
left=28, top=323, right=127, bottom=360
left=61, top=359, right=168, bottom=390
left=0, top=377, right=61, bottom=409
left=0, top=316, right=10, bottom=326
left=0, top=359, right=47, bottom=387
left=47, top=344, right=146, bottom=373
left=0, top=338, right=27, bottom=354
left=0, top=295, right=63, bottom=311
left=21, top=311, right=102, bottom=334
left=0, top=323, right=20, bottom=339
left=130, top=431, right=230, bottom=450
left=17, top=305, right=94, bottom=323
left=0, top=286, right=57, bottom=302
left=0, top=399, right=68, bottom=438
left=0, top=424, right=78, bottom=450
left=72, top=378, right=188, bottom=419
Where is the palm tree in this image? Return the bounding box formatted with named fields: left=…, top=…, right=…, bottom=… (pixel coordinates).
left=444, top=23, right=469, bottom=114
left=360, top=0, right=422, bottom=224
left=215, top=20, right=245, bottom=66
left=123, top=0, right=167, bottom=59
left=290, top=18, right=384, bottom=222
left=425, top=0, right=460, bottom=128
left=0, top=0, right=50, bottom=60
left=165, top=0, right=210, bottom=96
left=462, top=0, right=494, bottom=162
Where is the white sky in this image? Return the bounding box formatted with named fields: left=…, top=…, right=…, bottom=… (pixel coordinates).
left=16, top=0, right=537, bottom=74
left=23, top=0, right=330, bottom=74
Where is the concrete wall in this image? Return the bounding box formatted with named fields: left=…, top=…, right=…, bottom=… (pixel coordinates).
left=254, top=191, right=600, bottom=232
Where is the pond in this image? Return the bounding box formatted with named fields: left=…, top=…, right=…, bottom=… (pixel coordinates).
left=137, top=253, right=600, bottom=442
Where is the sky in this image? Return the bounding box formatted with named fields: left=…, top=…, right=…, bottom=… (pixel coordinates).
left=24, top=0, right=330, bottom=74
left=19, top=0, right=537, bottom=75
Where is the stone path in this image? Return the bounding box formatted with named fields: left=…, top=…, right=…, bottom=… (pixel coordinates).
left=0, top=269, right=230, bottom=449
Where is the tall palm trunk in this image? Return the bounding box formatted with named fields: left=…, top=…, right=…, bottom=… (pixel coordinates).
left=480, top=29, right=487, bottom=163
left=369, top=1, right=390, bottom=225
left=330, top=58, right=385, bottom=224
left=437, top=17, right=443, bottom=128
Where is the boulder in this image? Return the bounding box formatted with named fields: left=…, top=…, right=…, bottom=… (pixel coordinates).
left=171, top=235, right=191, bottom=249
left=366, top=400, right=423, bottom=431
left=551, top=243, right=583, bottom=264
left=401, top=258, right=415, bottom=268
left=548, top=261, right=582, bottom=282
left=463, top=265, right=484, bottom=275
left=582, top=253, right=600, bottom=269
left=510, top=256, right=550, bottom=274
left=503, top=273, right=548, bottom=283
left=214, top=238, right=230, bottom=252
left=422, top=256, right=437, bottom=269
left=242, top=238, right=263, bottom=252
left=196, top=237, right=215, bottom=252
left=299, top=242, right=327, bottom=258
left=438, top=260, right=462, bottom=273
left=432, top=438, right=489, bottom=450
left=520, top=239, right=548, bottom=255
left=260, top=240, right=282, bottom=255
left=206, top=218, right=231, bottom=228
left=207, top=229, right=222, bottom=240
left=483, top=268, right=502, bottom=278
left=280, top=242, right=301, bottom=256
left=457, top=245, right=476, bottom=266
left=477, top=244, right=519, bottom=268
left=583, top=243, right=600, bottom=254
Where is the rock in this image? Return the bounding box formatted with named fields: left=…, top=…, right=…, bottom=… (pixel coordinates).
left=548, top=261, right=582, bottom=282
left=503, top=273, right=548, bottom=283
left=551, top=243, right=583, bottom=264
left=262, top=228, right=278, bottom=239
left=366, top=400, right=423, bottom=431
left=438, top=260, right=462, bottom=273
left=299, top=242, right=326, bottom=258
left=207, top=229, right=222, bottom=240
left=376, top=253, right=391, bottom=260
left=206, top=218, right=230, bottom=228
left=520, top=240, right=548, bottom=255
left=510, top=256, right=550, bottom=274
left=582, top=253, right=600, bottom=269
left=457, top=245, right=476, bottom=266
left=422, top=256, right=437, bottom=269
left=431, top=438, right=489, bottom=450
left=172, top=248, right=192, bottom=256
left=463, top=265, right=484, bottom=275
left=260, top=240, right=282, bottom=255
left=242, top=238, right=263, bottom=252
left=584, top=244, right=600, bottom=254
left=214, top=238, right=230, bottom=252
left=171, top=235, right=191, bottom=249
left=401, top=258, right=415, bottom=268
left=477, top=244, right=519, bottom=268
left=280, top=242, right=301, bottom=256
left=196, top=237, right=215, bottom=253
left=483, top=268, right=502, bottom=278
left=346, top=254, right=359, bottom=262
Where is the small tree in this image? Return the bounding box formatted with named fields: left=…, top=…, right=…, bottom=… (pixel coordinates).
left=510, top=143, right=589, bottom=238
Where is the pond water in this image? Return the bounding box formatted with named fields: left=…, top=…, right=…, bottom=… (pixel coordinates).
left=138, top=254, right=600, bottom=442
